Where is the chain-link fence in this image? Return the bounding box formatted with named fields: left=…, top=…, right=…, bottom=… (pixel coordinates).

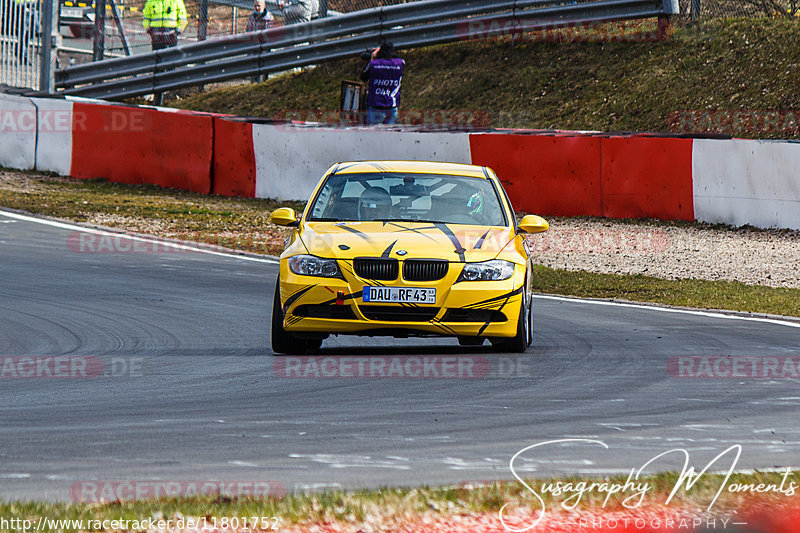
left=677, top=0, right=799, bottom=18
left=62, top=0, right=277, bottom=57
left=103, top=0, right=255, bottom=56
left=58, top=0, right=424, bottom=58
left=1, top=0, right=42, bottom=88
left=328, top=0, right=415, bottom=12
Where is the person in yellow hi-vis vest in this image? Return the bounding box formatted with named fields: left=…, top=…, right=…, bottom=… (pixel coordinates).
left=143, top=0, right=188, bottom=50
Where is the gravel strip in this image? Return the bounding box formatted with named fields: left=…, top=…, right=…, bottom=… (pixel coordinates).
left=530, top=217, right=800, bottom=289
left=3, top=170, right=800, bottom=289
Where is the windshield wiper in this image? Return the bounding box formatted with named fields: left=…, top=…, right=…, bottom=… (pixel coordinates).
left=372, top=218, right=442, bottom=224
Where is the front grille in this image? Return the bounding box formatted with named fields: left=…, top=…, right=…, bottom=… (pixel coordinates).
left=403, top=259, right=448, bottom=282
left=293, top=304, right=357, bottom=320
left=361, top=306, right=440, bottom=322
left=441, top=309, right=507, bottom=323
left=354, top=258, right=398, bottom=281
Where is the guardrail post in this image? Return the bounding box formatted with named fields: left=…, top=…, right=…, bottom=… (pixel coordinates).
left=199, top=0, right=208, bottom=40
left=109, top=0, right=131, bottom=55
left=93, top=0, right=106, bottom=61
left=153, top=51, right=163, bottom=105
left=39, top=0, right=60, bottom=92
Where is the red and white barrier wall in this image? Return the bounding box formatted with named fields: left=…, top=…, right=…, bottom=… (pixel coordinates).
left=29, top=97, right=74, bottom=176
left=2, top=92, right=799, bottom=231
left=692, top=138, right=800, bottom=230
left=468, top=133, right=695, bottom=221
left=0, top=93, right=37, bottom=171
left=251, top=123, right=472, bottom=200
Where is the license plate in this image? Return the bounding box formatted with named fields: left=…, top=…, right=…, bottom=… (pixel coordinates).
left=61, top=8, right=83, bottom=18
left=362, top=286, right=436, bottom=304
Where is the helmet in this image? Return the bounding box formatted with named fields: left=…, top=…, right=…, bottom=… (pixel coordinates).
left=466, top=190, right=484, bottom=216
left=358, top=186, right=392, bottom=220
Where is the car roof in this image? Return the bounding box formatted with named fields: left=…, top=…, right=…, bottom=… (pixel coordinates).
left=333, top=161, right=489, bottom=178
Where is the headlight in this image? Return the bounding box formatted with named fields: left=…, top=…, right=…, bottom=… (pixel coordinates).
left=288, top=255, right=342, bottom=278
left=457, top=260, right=515, bottom=282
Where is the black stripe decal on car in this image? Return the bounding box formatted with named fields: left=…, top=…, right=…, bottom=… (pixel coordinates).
left=463, top=286, right=524, bottom=309
left=337, top=224, right=372, bottom=243
left=475, top=229, right=491, bottom=250
left=284, top=285, right=316, bottom=310
left=381, top=240, right=398, bottom=258
left=434, top=223, right=466, bottom=262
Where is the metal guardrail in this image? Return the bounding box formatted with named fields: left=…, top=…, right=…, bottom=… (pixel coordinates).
left=56, top=0, right=678, bottom=100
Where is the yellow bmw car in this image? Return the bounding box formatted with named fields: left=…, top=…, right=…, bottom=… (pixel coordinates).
left=268, top=161, right=548, bottom=354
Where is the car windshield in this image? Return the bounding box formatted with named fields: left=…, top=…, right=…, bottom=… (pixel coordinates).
left=307, top=173, right=508, bottom=226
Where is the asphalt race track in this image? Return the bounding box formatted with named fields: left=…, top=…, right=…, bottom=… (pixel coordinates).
left=1, top=209, right=799, bottom=501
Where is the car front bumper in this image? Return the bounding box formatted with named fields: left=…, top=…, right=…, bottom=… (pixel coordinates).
left=278, top=259, right=526, bottom=338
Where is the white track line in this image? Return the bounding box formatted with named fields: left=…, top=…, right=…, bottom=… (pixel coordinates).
left=535, top=294, right=800, bottom=329
left=0, top=209, right=279, bottom=264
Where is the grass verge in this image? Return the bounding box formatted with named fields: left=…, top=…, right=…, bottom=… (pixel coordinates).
left=2, top=169, right=799, bottom=318
left=169, top=18, right=800, bottom=139
left=532, top=265, right=800, bottom=318
left=1, top=471, right=798, bottom=531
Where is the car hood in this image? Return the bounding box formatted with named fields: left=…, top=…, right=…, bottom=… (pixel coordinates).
left=300, top=221, right=516, bottom=262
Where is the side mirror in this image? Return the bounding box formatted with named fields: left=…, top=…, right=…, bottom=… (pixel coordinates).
left=268, top=207, right=299, bottom=227
left=517, top=214, right=549, bottom=234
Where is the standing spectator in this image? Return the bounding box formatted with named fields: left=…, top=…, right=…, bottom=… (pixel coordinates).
left=360, top=42, right=405, bottom=125
left=246, top=0, right=275, bottom=32
left=143, top=0, right=188, bottom=50
left=278, top=0, right=318, bottom=24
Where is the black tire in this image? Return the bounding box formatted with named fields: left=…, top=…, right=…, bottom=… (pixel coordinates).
left=304, top=338, right=323, bottom=354
left=271, top=282, right=317, bottom=355
left=491, top=292, right=531, bottom=353
left=526, top=292, right=533, bottom=346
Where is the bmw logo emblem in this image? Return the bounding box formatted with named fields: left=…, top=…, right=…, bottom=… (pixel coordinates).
left=396, top=250, right=407, bottom=256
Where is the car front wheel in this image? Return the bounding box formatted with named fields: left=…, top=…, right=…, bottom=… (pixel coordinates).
left=491, top=292, right=531, bottom=354
left=271, top=280, right=320, bottom=355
